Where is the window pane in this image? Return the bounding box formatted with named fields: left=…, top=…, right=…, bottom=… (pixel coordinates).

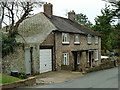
left=63, top=53, right=69, bottom=65
left=75, top=35, right=79, bottom=42
left=67, top=53, right=69, bottom=65
left=62, top=33, right=69, bottom=43
left=95, top=50, right=98, bottom=61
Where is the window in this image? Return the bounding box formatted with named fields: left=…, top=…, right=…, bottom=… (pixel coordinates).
left=95, top=50, right=98, bottom=61
left=74, top=34, right=80, bottom=44
left=88, top=51, right=89, bottom=62
left=88, top=34, right=92, bottom=44
left=95, top=36, right=98, bottom=44
left=62, top=33, right=69, bottom=44
left=77, top=52, right=80, bottom=64
left=63, top=53, right=69, bottom=65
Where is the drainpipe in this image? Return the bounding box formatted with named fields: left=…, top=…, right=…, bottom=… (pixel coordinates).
left=54, top=31, right=56, bottom=71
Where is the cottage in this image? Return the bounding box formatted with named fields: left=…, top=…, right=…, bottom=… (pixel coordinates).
left=2, top=3, right=101, bottom=75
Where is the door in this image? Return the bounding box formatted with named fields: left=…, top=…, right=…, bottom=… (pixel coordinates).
left=74, top=52, right=77, bottom=71
left=40, top=49, right=52, bottom=73
left=89, top=52, right=92, bottom=67
left=25, top=48, right=31, bottom=74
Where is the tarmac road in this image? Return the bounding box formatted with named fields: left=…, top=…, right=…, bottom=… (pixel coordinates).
left=29, top=67, right=118, bottom=88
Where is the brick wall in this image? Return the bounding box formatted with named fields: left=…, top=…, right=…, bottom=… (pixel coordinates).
left=54, top=31, right=101, bottom=71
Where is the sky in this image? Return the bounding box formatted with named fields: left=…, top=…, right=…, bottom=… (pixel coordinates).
left=34, top=0, right=108, bottom=25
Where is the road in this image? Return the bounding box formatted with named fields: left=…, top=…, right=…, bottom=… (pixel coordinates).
left=27, top=67, right=119, bottom=88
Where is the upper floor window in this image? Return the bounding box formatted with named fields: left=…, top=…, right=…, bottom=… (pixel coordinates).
left=63, top=53, right=69, bottom=65
left=95, top=36, right=98, bottom=44
left=88, top=34, right=92, bottom=44
left=95, top=50, right=98, bottom=61
left=62, top=33, right=69, bottom=44
left=74, top=34, right=80, bottom=44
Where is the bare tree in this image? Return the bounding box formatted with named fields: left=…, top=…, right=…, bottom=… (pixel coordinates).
left=0, top=0, right=44, bottom=37
left=0, top=2, right=5, bottom=29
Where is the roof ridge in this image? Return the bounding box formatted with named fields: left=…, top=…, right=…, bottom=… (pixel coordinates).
left=74, top=21, right=102, bottom=36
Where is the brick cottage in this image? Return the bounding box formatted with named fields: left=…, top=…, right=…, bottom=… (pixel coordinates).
left=2, top=3, right=101, bottom=75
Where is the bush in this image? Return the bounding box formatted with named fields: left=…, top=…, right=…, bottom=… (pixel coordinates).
left=18, top=72, right=27, bottom=79
left=2, top=32, right=21, bottom=57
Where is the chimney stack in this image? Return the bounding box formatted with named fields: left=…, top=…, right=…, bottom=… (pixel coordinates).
left=68, top=10, right=75, bottom=21
left=44, top=3, right=53, bottom=16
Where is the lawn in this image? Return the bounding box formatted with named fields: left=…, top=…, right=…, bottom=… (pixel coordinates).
left=0, top=74, right=22, bottom=84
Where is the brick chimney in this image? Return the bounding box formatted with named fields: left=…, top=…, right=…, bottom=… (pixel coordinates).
left=68, top=10, right=75, bottom=21
left=44, top=3, right=53, bottom=16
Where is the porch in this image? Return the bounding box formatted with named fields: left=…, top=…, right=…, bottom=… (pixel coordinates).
left=72, top=49, right=98, bottom=73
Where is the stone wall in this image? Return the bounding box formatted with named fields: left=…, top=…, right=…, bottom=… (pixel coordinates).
left=2, top=45, right=25, bottom=75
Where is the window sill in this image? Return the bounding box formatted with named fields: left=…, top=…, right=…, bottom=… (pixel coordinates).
left=88, top=43, right=92, bottom=45
left=62, top=42, right=69, bottom=45
left=95, top=43, right=98, bottom=45
left=95, top=59, right=98, bottom=61
left=74, top=42, right=80, bottom=45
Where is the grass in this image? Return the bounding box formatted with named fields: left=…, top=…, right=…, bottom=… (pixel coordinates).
left=0, top=74, right=22, bottom=84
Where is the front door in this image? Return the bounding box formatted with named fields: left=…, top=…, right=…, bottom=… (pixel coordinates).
left=89, top=52, right=92, bottom=67
left=25, top=48, right=31, bottom=74
left=74, top=52, right=77, bottom=71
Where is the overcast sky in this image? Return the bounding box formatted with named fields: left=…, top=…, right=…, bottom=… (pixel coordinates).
left=34, top=0, right=108, bottom=24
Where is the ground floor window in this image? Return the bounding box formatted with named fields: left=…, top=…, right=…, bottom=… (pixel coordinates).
left=88, top=51, right=89, bottom=62
left=63, top=53, right=69, bottom=65
left=95, top=50, right=98, bottom=61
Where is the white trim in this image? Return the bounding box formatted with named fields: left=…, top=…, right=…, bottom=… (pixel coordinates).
left=95, top=36, right=98, bottom=44
left=62, top=33, right=69, bottom=43
left=88, top=34, right=92, bottom=44
left=63, top=53, right=69, bottom=65
left=95, top=50, right=98, bottom=61
left=62, top=42, right=69, bottom=44
left=74, top=34, right=80, bottom=44
left=74, top=42, right=80, bottom=44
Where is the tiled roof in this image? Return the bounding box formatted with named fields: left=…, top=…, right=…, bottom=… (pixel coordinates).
left=43, top=13, right=101, bottom=36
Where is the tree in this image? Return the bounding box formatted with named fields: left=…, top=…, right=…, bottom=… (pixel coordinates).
left=75, top=13, right=93, bottom=28
left=0, top=0, right=44, bottom=57
left=0, top=2, right=5, bottom=29
left=0, top=0, right=44, bottom=37
left=92, top=5, right=116, bottom=51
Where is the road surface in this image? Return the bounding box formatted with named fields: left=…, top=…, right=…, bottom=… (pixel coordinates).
left=28, top=67, right=118, bottom=88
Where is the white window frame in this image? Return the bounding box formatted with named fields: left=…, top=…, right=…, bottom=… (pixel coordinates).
left=88, top=34, right=92, bottom=44
left=74, top=34, right=80, bottom=44
left=77, top=52, right=80, bottom=64
left=95, top=36, right=98, bottom=44
left=95, top=50, right=98, bottom=61
left=88, top=51, right=89, bottom=62
left=62, top=33, right=69, bottom=44
left=63, top=53, right=69, bottom=65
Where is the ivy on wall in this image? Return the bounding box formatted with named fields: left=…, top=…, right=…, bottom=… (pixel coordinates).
left=2, top=31, right=21, bottom=57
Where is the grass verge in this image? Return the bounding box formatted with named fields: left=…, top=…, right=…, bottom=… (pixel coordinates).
left=0, top=74, right=22, bottom=84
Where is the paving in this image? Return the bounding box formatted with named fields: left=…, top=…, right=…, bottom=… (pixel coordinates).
left=34, top=70, right=84, bottom=84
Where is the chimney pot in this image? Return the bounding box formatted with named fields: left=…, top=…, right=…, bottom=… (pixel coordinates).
left=44, top=3, right=53, bottom=16
left=68, top=10, right=75, bottom=21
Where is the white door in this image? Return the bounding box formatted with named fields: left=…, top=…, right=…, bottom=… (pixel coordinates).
left=40, top=49, right=52, bottom=73
left=25, top=48, right=31, bottom=74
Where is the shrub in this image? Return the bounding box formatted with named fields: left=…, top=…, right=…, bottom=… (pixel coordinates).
left=2, top=32, right=21, bottom=57
left=18, top=72, right=27, bottom=79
